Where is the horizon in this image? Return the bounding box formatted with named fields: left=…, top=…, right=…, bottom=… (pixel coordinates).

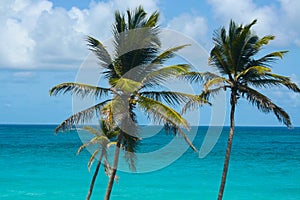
left=1, top=0, right=300, bottom=127
left=1, top=123, right=299, bottom=128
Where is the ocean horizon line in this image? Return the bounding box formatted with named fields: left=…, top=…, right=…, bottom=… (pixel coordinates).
left=0, top=123, right=299, bottom=128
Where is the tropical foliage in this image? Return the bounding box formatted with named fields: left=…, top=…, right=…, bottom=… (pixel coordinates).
left=50, top=6, right=204, bottom=200
left=77, top=120, right=117, bottom=200
left=182, top=19, right=300, bottom=199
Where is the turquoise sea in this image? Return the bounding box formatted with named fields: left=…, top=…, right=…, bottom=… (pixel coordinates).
left=1, top=125, right=299, bottom=200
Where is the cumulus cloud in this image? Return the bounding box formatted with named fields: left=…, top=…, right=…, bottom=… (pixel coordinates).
left=167, top=14, right=208, bottom=46
left=207, top=0, right=300, bottom=47
left=0, top=0, right=159, bottom=70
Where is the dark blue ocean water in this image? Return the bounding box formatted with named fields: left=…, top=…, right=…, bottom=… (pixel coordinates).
left=0, top=125, right=299, bottom=200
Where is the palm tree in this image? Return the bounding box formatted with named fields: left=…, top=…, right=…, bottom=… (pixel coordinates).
left=182, top=19, right=300, bottom=200
left=50, top=6, right=205, bottom=200
left=77, top=120, right=117, bottom=200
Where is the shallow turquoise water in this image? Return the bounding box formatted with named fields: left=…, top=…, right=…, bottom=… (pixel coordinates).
left=0, top=125, right=299, bottom=199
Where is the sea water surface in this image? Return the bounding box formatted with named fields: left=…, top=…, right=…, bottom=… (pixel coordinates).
left=0, top=125, right=299, bottom=200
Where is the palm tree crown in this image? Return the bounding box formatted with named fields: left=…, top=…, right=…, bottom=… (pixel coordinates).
left=201, top=19, right=299, bottom=127
left=77, top=120, right=117, bottom=200
left=50, top=6, right=203, bottom=199
left=183, top=19, right=300, bottom=200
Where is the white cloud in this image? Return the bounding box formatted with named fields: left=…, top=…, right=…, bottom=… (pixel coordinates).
left=207, top=0, right=300, bottom=47
left=167, top=14, right=208, bottom=45
left=13, top=71, right=36, bottom=78
left=0, top=0, right=159, bottom=70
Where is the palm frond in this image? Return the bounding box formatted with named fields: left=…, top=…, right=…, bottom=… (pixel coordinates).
left=200, top=86, right=225, bottom=101
left=254, top=35, right=275, bottom=49
left=179, top=71, right=221, bottom=84
left=88, top=150, right=101, bottom=171
left=140, top=64, right=190, bottom=89
left=163, top=122, right=197, bottom=152
left=151, top=45, right=190, bottom=64
left=122, top=132, right=140, bottom=171
left=139, top=91, right=207, bottom=106
left=137, top=95, right=190, bottom=129
left=254, top=51, right=288, bottom=65
left=77, top=137, right=97, bottom=155
left=86, top=36, right=113, bottom=69
left=266, top=73, right=300, bottom=91
left=236, top=66, right=271, bottom=80
left=246, top=73, right=300, bottom=92
left=238, top=86, right=292, bottom=128
left=107, top=141, right=117, bottom=148
left=54, top=99, right=112, bottom=133
left=113, top=7, right=161, bottom=77
left=49, top=82, right=112, bottom=98
left=204, top=77, right=228, bottom=91
left=111, top=77, right=142, bottom=93
left=181, top=95, right=212, bottom=114
left=82, top=126, right=100, bottom=136
left=145, top=11, right=159, bottom=27
left=209, top=46, right=232, bottom=76
left=177, top=128, right=198, bottom=152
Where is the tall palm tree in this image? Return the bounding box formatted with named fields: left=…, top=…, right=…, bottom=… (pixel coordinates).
left=77, top=120, right=117, bottom=200
left=182, top=19, right=300, bottom=200
left=50, top=6, right=205, bottom=200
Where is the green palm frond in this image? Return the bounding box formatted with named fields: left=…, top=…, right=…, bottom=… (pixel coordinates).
left=163, top=122, right=197, bottom=152
left=179, top=71, right=220, bottom=83
left=177, top=128, right=198, bottom=152
left=82, top=126, right=100, bottom=136
left=238, top=86, right=292, bottom=128
left=77, top=135, right=109, bottom=154
left=151, top=45, right=190, bottom=64
left=88, top=150, right=101, bottom=171
left=266, top=74, right=300, bottom=92
left=140, top=91, right=210, bottom=109
left=209, top=46, right=232, bottom=76
left=253, top=51, right=288, bottom=66
left=111, top=77, right=142, bottom=93
left=254, top=35, right=275, bottom=49
left=204, top=77, right=229, bottom=91
left=181, top=94, right=212, bottom=114
left=145, top=10, right=159, bottom=27
left=54, top=99, right=112, bottom=133
left=140, top=64, right=190, bottom=89
left=137, top=95, right=190, bottom=129
left=86, top=36, right=113, bottom=69
left=77, top=137, right=101, bottom=155
left=246, top=73, right=300, bottom=92
left=113, top=7, right=161, bottom=77
left=107, top=141, right=117, bottom=148
left=49, top=82, right=112, bottom=98
left=200, top=86, right=225, bottom=101
left=121, top=132, right=140, bottom=171
left=236, top=66, right=271, bottom=80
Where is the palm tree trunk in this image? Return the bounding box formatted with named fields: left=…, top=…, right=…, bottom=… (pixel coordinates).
left=104, top=134, right=122, bottom=200
left=86, top=153, right=103, bottom=200
left=218, top=91, right=237, bottom=200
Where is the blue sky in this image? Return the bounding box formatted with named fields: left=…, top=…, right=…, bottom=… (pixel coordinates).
left=0, top=0, right=299, bottom=126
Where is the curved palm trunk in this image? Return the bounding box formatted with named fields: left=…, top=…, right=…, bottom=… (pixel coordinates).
left=218, top=91, right=237, bottom=200
left=104, top=134, right=122, bottom=200
left=86, top=153, right=104, bottom=200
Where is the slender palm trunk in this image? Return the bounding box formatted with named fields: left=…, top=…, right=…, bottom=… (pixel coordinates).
left=218, top=91, right=237, bottom=200
left=104, top=134, right=122, bottom=200
left=86, top=153, right=103, bottom=200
